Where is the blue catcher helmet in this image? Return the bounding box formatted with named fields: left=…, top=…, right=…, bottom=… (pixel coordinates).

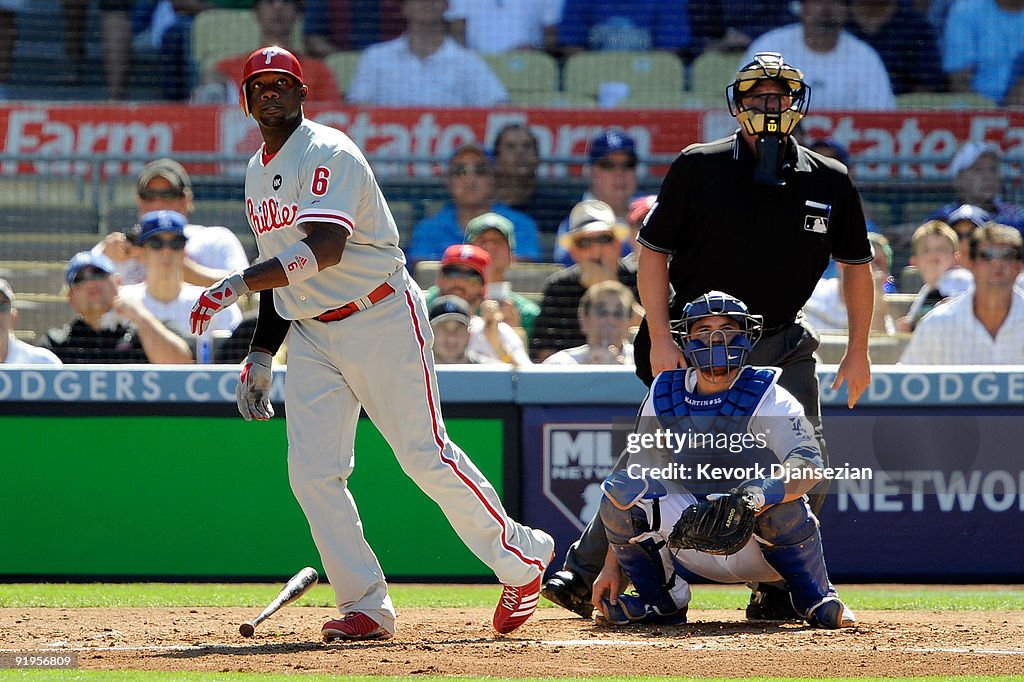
left=671, top=291, right=763, bottom=376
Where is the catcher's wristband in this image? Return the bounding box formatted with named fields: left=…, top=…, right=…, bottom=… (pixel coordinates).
left=276, top=240, right=319, bottom=284
left=754, top=477, right=786, bottom=508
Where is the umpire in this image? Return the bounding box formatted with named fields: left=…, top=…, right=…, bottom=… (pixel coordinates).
left=541, top=52, right=874, bottom=623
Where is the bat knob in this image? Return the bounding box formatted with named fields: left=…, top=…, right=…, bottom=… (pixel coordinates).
left=239, top=622, right=256, bottom=638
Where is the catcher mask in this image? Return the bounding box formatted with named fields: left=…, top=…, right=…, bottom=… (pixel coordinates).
left=240, top=45, right=306, bottom=116
left=671, top=291, right=762, bottom=381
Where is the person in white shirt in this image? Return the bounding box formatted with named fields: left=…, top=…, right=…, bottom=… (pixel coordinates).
left=900, top=224, right=1024, bottom=364
left=348, top=0, right=508, bottom=106
left=543, top=280, right=636, bottom=365
left=119, top=211, right=242, bottom=345
left=0, top=278, right=61, bottom=365
left=446, top=0, right=562, bottom=53
left=94, top=158, right=250, bottom=287
left=742, top=0, right=895, bottom=110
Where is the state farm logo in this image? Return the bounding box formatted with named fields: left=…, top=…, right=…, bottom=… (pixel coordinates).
left=542, top=424, right=616, bottom=531
left=247, top=196, right=298, bottom=235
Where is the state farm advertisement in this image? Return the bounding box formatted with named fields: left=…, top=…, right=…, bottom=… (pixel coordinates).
left=1, top=104, right=1022, bottom=181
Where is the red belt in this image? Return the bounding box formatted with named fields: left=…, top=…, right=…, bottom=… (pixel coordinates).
left=314, top=282, right=396, bottom=323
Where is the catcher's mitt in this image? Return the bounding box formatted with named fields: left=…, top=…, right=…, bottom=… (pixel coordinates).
left=668, top=491, right=757, bottom=555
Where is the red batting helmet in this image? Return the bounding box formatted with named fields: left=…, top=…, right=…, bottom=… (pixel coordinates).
left=239, top=45, right=305, bottom=116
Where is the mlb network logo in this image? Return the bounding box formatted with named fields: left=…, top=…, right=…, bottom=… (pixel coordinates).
left=542, top=424, right=617, bottom=531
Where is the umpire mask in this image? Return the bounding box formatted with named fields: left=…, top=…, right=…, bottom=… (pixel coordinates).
left=727, top=52, right=810, bottom=186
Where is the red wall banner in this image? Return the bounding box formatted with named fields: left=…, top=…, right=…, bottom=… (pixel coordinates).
left=1, top=104, right=1022, bottom=182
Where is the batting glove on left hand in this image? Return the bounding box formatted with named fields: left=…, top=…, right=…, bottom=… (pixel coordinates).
left=236, top=351, right=275, bottom=421
left=191, top=273, right=249, bottom=335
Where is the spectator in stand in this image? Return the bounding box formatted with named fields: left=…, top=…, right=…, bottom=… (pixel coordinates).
left=446, top=0, right=562, bottom=53
left=847, top=0, right=944, bottom=94
left=930, top=141, right=1024, bottom=232
left=156, top=0, right=257, bottom=101
left=492, top=123, right=570, bottom=234
left=553, top=129, right=640, bottom=266
left=303, top=0, right=405, bottom=58
left=944, top=203, right=991, bottom=266
left=531, top=200, right=636, bottom=362
left=347, top=0, right=508, bottom=106
left=556, top=0, right=692, bottom=57
left=39, top=251, right=193, bottom=364
left=61, top=0, right=133, bottom=98
left=1001, top=50, right=1024, bottom=107
left=896, top=220, right=973, bottom=331
left=0, top=0, right=24, bottom=100
left=408, top=143, right=540, bottom=264
left=119, top=210, right=242, bottom=344
left=743, top=0, right=896, bottom=109
left=542, top=280, right=637, bottom=366
left=900, top=224, right=1024, bottom=364
left=802, top=231, right=896, bottom=335
left=698, top=0, right=795, bottom=53
left=193, top=0, right=342, bottom=103
left=943, top=0, right=1024, bottom=104
left=463, top=212, right=541, bottom=338
left=95, top=158, right=251, bottom=288
left=0, top=278, right=62, bottom=365
left=433, top=245, right=531, bottom=366
left=428, top=294, right=483, bottom=364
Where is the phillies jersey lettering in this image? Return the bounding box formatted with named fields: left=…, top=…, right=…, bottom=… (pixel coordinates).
left=247, top=196, right=299, bottom=234
left=244, top=118, right=405, bottom=319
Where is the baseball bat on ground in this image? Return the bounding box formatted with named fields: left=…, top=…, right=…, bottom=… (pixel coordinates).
left=239, top=566, right=319, bottom=637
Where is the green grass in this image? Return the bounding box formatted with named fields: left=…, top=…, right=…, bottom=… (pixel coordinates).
left=1, top=583, right=1022, bottom=611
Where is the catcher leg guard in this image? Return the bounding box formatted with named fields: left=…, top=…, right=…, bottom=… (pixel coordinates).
left=598, top=496, right=689, bottom=625
left=755, top=500, right=837, bottom=621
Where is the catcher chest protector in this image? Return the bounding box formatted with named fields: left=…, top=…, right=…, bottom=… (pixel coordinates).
left=652, top=366, right=777, bottom=421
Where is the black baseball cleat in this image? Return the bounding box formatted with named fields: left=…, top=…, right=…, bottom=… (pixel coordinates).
left=540, top=570, right=594, bottom=618
left=745, top=584, right=804, bottom=623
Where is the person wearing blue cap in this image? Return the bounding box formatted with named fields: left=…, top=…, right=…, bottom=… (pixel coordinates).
left=38, top=250, right=193, bottom=364
left=552, top=128, right=642, bottom=266
left=118, top=210, right=243, bottom=345
left=0, top=278, right=61, bottom=366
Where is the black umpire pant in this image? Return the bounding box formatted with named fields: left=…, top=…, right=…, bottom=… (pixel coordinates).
left=560, top=317, right=831, bottom=587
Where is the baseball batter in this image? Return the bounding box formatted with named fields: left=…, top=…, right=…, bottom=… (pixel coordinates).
left=593, top=291, right=855, bottom=629
left=189, top=46, right=553, bottom=641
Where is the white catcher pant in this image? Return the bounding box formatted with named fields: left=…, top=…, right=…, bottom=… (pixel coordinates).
left=284, top=268, right=552, bottom=631
left=634, top=493, right=783, bottom=593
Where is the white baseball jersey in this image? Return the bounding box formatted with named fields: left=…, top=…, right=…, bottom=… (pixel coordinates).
left=244, top=119, right=405, bottom=319
left=244, top=116, right=553, bottom=632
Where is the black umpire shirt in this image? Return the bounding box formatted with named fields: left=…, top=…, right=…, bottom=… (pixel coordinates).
left=638, top=132, right=873, bottom=329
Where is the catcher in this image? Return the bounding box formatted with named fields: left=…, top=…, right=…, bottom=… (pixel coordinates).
left=593, top=291, right=855, bottom=629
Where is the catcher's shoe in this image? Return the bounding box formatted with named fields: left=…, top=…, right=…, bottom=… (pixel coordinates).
left=745, top=584, right=803, bottom=623
left=594, top=595, right=687, bottom=627
left=806, top=597, right=857, bottom=629
left=493, top=575, right=542, bottom=634
left=540, top=570, right=594, bottom=619
left=322, top=612, right=393, bottom=642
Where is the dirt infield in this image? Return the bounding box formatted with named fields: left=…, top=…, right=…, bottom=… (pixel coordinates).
left=4, top=599, right=1024, bottom=678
